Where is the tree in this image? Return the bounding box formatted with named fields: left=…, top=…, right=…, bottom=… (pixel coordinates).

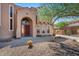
left=55, top=22, right=69, bottom=35
left=38, top=3, right=65, bottom=36
left=60, top=4, right=79, bottom=17
left=38, top=3, right=79, bottom=36
left=55, top=22, right=69, bottom=28
left=38, top=3, right=65, bottom=23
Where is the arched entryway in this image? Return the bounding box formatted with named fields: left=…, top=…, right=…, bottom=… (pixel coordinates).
left=21, top=17, right=32, bottom=37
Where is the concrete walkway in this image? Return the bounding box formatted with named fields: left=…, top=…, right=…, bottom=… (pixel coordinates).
left=0, top=36, right=53, bottom=48
left=0, top=35, right=79, bottom=48
left=9, top=36, right=53, bottom=47
left=56, top=35, right=79, bottom=42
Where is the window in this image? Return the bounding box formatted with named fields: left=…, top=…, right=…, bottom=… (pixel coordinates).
left=9, top=19, right=13, bottom=30
left=10, top=6, right=12, bottom=17
left=9, top=5, right=14, bottom=31
left=42, top=30, right=45, bottom=33
left=9, top=5, right=14, bottom=18
left=37, top=29, right=40, bottom=34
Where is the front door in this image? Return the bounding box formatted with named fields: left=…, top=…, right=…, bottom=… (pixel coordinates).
left=21, top=19, right=30, bottom=36
left=24, top=25, right=30, bottom=36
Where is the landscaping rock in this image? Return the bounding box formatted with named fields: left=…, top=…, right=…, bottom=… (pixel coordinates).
left=60, top=39, right=79, bottom=56
left=49, top=39, right=79, bottom=56
left=52, top=37, right=68, bottom=43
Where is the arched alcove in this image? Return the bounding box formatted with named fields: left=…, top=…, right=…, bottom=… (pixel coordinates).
left=21, top=17, right=33, bottom=36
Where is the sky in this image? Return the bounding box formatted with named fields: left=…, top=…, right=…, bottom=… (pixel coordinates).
left=55, top=16, right=79, bottom=24
left=15, top=3, right=79, bottom=23
left=15, top=3, right=41, bottom=8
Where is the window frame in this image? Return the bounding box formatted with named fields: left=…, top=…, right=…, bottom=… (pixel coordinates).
left=9, top=5, right=14, bottom=18
left=9, top=5, right=14, bottom=31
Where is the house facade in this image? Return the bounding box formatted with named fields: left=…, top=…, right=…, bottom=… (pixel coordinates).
left=0, top=3, right=52, bottom=41
left=55, top=20, right=79, bottom=35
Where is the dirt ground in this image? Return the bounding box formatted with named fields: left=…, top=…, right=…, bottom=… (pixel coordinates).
left=0, top=37, right=79, bottom=56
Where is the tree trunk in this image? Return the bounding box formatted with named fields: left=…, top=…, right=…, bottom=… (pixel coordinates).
left=51, top=24, right=56, bottom=40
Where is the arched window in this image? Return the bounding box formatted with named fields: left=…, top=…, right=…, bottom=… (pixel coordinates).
left=9, top=5, right=14, bottom=18
left=42, top=30, right=45, bottom=33
left=37, top=29, right=40, bottom=34
left=10, top=6, right=12, bottom=17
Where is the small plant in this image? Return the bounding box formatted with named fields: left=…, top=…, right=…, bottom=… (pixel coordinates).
left=53, top=33, right=56, bottom=36
left=73, top=39, right=78, bottom=42
left=27, top=40, right=33, bottom=49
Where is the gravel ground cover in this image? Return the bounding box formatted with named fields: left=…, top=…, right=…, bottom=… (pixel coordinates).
left=0, top=37, right=79, bottom=56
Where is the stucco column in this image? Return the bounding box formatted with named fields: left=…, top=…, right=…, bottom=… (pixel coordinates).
left=50, top=25, right=53, bottom=35
left=16, top=17, right=21, bottom=38
left=33, top=21, right=36, bottom=37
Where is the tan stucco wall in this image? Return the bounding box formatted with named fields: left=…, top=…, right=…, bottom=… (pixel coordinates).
left=0, top=3, right=15, bottom=40
left=55, top=29, right=65, bottom=35
left=36, top=23, right=52, bottom=35
left=0, top=3, right=1, bottom=27
left=0, top=4, right=1, bottom=38
left=16, top=7, right=37, bottom=38
left=0, top=3, right=53, bottom=40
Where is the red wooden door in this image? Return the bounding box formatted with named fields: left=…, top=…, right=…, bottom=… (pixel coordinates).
left=24, top=25, right=30, bottom=36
